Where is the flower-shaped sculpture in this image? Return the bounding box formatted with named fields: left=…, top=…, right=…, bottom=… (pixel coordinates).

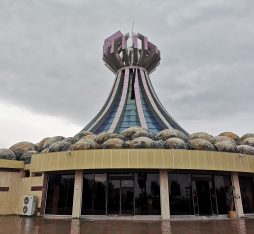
left=103, top=31, right=160, bottom=74
left=83, top=31, right=187, bottom=135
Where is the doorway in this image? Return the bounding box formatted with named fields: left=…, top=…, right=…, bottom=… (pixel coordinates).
left=107, top=174, right=134, bottom=215
left=45, top=174, right=74, bottom=215
left=192, top=175, right=217, bottom=215
left=196, top=180, right=212, bottom=215
left=239, top=176, right=254, bottom=213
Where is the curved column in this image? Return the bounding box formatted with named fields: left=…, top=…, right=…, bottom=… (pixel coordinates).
left=140, top=69, right=172, bottom=129
left=85, top=71, right=122, bottom=132
left=144, top=71, right=188, bottom=135
left=134, top=68, right=148, bottom=129
left=108, top=68, right=130, bottom=133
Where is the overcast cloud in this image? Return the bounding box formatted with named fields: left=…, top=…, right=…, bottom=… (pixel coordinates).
left=0, top=0, right=253, bottom=147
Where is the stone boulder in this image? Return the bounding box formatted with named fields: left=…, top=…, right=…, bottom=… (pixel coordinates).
left=215, top=141, right=237, bottom=153
left=41, top=148, right=49, bottom=153
left=0, top=148, right=16, bottom=160
left=164, top=138, right=188, bottom=149
left=69, top=145, right=75, bottom=151
left=211, top=136, right=236, bottom=145
left=36, top=137, right=50, bottom=152
left=240, top=133, right=254, bottom=142
left=189, top=132, right=213, bottom=142
left=9, top=141, right=39, bottom=159
left=241, top=137, right=254, bottom=147
left=121, top=127, right=148, bottom=139
left=74, top=131, right=93, bottom=140
left=124, top=140, right=130, bottom=148
left=131, top=131, right=156, bottom=140
left=219, top=132, right=239, bottom=142
left=82, top=134, right=97, bottom=141
left=48, top=141, right=72, bottom=152
left=103, top=133, right=126, bottom=142
left=157, top=129, right=188, bottom=142
left=63, top=137, right=78, bottom=144
left=73, top=139, right=99, bottom=150
left=42, top=136, right=65, bottom=150
left=237, top=145, right=254, bottom=155
left=94, top=132, right=108, bottom=144
left=94, top=132, right=125, bottom=144
left=190, top=138, right=215, bottom=151
left=154, top=140, right=165, bottom=149
left=102, top=138, right=126, bottom=149
left=129, top=137, right=156, bottom=149
left=20, top=151, right=38, bottom=164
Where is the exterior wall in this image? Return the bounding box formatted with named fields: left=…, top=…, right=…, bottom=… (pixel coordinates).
left=15, top=175, right=44, bottom=215
left=1, top=151, right=254, bottom=218
left=0, top=168, right=43, bottom=215
left=0, top=170, right=21, bottom=214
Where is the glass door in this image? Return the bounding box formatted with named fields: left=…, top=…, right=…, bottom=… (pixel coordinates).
left=192, top=175, right=218, bottom=216
left=107, top=179, right=120, bottom=214
left=121, top=179, right=134, bottom=215
left=107, top=173, right=134, bottom=215
left=192, top=180, right=199, bottom=215
left=196, top=180, right=212, bottom=215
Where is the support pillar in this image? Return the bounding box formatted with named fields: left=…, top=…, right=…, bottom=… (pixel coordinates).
left=231, top=172, right=244, bottom=218
left=72, top=171, right=83, bottom=218
left=40, top=174, right=47, bottom=215
left=160, top=170, right=170, bottom=219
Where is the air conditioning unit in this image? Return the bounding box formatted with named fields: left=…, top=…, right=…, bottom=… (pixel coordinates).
left=21, top=195, right=37, bottom=216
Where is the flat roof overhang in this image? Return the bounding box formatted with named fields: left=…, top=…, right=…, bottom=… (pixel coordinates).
left=0, top=159, right=24, bottom=169
left=29, top=149, right=254, bottom=174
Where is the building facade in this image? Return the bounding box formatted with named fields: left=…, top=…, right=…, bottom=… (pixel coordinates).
left=0, top=31, right=254, bottom=219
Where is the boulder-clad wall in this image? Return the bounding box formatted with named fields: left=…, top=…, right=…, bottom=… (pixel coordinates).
left=1, top=127, right=254, bottom=163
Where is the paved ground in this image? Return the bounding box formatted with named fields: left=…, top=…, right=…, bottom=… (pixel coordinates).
left=0, top=216, right=254, bottom=234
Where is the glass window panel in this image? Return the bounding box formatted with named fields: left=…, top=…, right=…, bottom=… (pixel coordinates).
left=82, top=173, right=106, bottom=215
left=107, top=180, right=120, bottom=214
left=214, top=175, right=231, bottom=214
left=239, top=176, right=254, bottom=213
left=93, top=174, right=106, bottom=214
left=82, top=174, right=94, bottom=215
left=122, top=180, right=134, bottom=188
left=45, top=174, right=74, bottom=215
left=135, top=173, right=161, bottom=215
left=168, top=174, right=193, bottom=215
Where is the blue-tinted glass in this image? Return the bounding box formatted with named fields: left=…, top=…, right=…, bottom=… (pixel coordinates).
left=95, top=70, right=163, bottom=134
left=139, top=83, right=162, bottom=133
left=116, top=74, right=140, bottom=132
left=95, top=79, right=123, bottom=134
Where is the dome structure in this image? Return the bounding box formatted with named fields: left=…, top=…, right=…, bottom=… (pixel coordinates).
left=82, top=31, right=187, bottom=135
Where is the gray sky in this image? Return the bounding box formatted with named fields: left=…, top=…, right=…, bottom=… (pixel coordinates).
left=0, top=0, right=254, bottom=148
